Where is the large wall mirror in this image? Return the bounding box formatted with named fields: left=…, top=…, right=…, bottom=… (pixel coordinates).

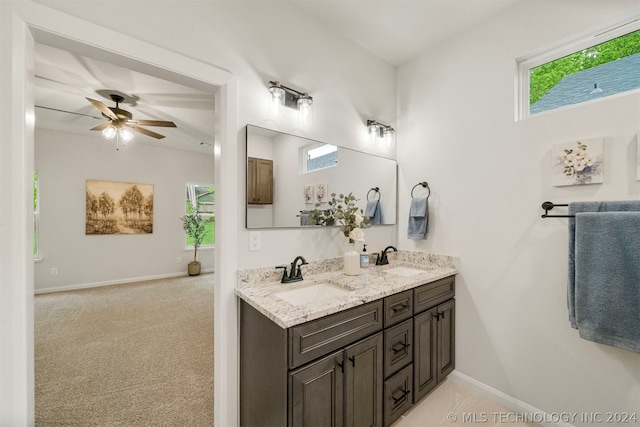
left=246, top=125, right=397, bottom=229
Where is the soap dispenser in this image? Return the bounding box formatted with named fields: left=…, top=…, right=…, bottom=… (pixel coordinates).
left=360, top=244, right=370, bottom=268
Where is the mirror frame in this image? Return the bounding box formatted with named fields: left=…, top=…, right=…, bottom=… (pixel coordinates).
left=245, top=124, right=397, bottom=229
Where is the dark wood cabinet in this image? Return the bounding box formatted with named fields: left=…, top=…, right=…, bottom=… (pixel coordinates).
left=345, top=333, right=383, bottom=427
left=413, top=297, right=455, bottom=402
left=239, top=275, right=455, bottom=427
left=247, top=157, right=273, bottom=205
left=290, top=351, right=344, bottom=427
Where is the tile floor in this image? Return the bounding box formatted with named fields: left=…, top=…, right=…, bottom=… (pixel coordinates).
left=392, top=379, right=540, bottom=427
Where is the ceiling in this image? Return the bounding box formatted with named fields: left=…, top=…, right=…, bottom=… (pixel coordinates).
left=34, top=43, right=216, bottom=154
left=34, top=1, right=522, bottom=152
left=291, top=0, right=524, bottom=66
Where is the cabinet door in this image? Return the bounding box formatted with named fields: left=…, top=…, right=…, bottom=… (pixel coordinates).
left=290, top=351, right=344, bottom=427
left=247, top=157, right=273, bottom=205
left=413, top=307, right=437, bottom=402
left=344, top=332, right=383, bottom=427
left=436, top=299, right=455, bottom=382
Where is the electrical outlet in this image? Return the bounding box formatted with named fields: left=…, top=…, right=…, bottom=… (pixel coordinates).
left=177, top=257, right=182, bottom=263
left=249, top=231, right=261, bottom=251
left=51, top=268, right=58, bottom=276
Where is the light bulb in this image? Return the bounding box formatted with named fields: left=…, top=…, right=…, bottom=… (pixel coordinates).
left=269, top=82, right=285, bottom=114
left=297, top=94, right=313, bottom=125
left=383, top=127, right=395, bottom=147
left=119, top=127, right=134, bottom=143
left=102, top=125, right=117, bottom=140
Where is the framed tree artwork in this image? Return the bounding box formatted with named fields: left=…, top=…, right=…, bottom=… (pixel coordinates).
left=86, top=179, right=154, bottom=235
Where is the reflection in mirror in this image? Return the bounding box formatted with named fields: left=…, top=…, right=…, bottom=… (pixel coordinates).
left=246, top=125, right=397, bottom=229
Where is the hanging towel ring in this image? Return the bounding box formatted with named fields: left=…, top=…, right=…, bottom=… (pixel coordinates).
left=411, top=182, right=430, bottom=199
left=367, top=187, right=380, bottom=201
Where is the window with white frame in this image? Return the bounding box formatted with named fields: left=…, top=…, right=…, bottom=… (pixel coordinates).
left=518, top=16, right=640, bottom=119
left=300, top=142, right=337, bottom=174
left=185, top=184, right=215, bottom=246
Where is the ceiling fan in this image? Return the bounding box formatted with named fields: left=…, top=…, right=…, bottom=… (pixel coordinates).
left=86, top=93, right=176, bottom=140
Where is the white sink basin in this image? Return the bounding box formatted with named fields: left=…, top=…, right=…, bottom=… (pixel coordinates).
left=274, top=282, right=352, bottom=306
left=384, top=266, right=427, bottom=277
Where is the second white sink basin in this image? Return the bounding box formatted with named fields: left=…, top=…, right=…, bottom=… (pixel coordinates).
left=384, top=266, right=427, bottom=277
left=274, top=282, right=352, bottom=306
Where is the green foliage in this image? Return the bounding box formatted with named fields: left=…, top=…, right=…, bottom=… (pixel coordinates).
left=181, top=208, right=207, bottom=262
left=530, top=30, right=640, bottom=105
left=309, top=192, right=371, bottom=243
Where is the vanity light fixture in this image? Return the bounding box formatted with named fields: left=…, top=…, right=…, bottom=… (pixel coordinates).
left=367, top=119, right=395, bottom=145
left=268, top=81, right=314, bottom=124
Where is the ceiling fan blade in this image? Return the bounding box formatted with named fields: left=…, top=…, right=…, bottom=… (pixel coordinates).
left=90, top=122, right=111, bottom=131
left=127, top=124, right=165, bottom=139
left=86, top=97, right=118, bottom=121
left=35, top=105, right=103, bottom=120
left=129, top=119, right=176, bottom=128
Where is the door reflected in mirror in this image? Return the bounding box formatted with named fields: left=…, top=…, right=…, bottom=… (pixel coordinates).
left=246, top=125, right=397, bottom=229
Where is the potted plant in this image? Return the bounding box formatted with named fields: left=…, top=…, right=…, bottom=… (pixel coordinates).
left=181, top=207, right=207, bottom=276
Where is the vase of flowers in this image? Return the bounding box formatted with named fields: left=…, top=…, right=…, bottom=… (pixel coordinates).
left=310, top=192, right=371, bottom=276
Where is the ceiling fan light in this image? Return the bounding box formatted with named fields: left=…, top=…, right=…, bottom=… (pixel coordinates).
left=119, top=127, right=134, bottom=142
left=102, top=125, right=117, bottom=140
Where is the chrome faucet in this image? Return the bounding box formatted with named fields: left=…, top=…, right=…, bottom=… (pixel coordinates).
left=375, top=246, right=397, bottom=266
left=276, top=255, right=308, bottom=283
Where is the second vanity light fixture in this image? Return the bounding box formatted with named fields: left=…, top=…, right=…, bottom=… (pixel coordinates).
left=268, top=81, right=313, bottom=125
left=367, top=119, right=395, bottom=145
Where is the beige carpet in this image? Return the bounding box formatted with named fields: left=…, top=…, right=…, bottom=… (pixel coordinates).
left=35, top=274, right=214, bottom=426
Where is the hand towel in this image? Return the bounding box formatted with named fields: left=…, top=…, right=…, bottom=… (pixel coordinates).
left=567, top=200, right=640, bottom=328
left=573, top=211, right=640, bottom=354
left=365, top=200, right=382, bottom=225
left=407, top=197, right=428, bottom=240
left=299, top=210, right=311, bottom=226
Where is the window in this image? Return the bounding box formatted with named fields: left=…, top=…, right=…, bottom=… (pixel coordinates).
left=518, top=17, right=640, bottom=119
left=300, top=143, right=337, bottom=173
left=185, top=184, right=215, bottom=246
left=34, top=171, right=40, bottom=259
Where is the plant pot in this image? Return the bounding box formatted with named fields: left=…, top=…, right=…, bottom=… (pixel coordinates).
left=188, top=261, right=201, bottom=276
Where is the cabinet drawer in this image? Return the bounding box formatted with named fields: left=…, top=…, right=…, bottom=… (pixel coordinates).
left=384, top=290, right=413, bottom=328
left=289, top=300, right=383, bottom=369
left=384, top=319, right=413, bottom=378
left=383, top=364, right=413, bottom=427
left=414, top=276, right=455, bottom=314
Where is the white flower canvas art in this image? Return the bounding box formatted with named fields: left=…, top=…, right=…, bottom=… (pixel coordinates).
left=303, top=185, right=314, bottom=204
left=552, top=138, right=603, bottom=186
left=315, top=183, right=328, bottom=203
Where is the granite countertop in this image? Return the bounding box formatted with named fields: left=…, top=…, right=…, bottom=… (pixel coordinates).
left=235, top=250, right=458, bottom=328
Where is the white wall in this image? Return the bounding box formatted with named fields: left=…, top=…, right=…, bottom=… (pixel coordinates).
left=32, top=0, right=399, bottom=269
left=34, top=128, right=215, bottom=291
left=397, top=1, right=640, bottom=422
left=17, top=2, right=397, bottom=426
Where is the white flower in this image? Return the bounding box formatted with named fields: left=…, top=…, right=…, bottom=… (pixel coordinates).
left=354, top=213, right=363, bottom=227
left=349, top=227, right=365, bottom=243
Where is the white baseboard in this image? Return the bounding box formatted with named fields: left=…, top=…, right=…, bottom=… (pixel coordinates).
left=34, top=269, right=214, bottom=294
left=448, top=371, right=575, bottom=427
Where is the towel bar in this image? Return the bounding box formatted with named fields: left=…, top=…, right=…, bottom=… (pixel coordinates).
left=367, top=187, right=380, bottom=201
left=411, top=182, right=430, bottom=199
left=541, top=201, right=574, bottom=218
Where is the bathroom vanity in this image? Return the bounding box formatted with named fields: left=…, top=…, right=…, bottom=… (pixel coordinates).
left=236, top=251, right=457, bottom=427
